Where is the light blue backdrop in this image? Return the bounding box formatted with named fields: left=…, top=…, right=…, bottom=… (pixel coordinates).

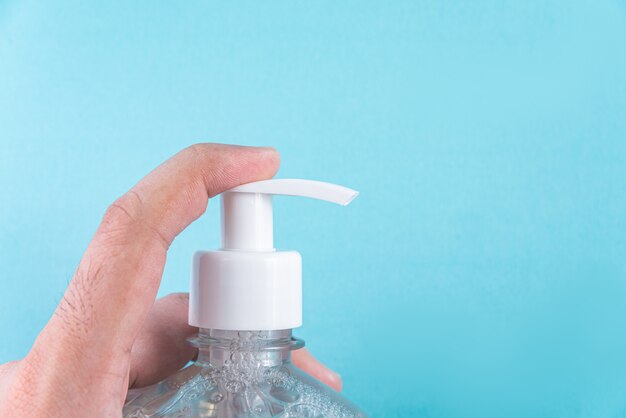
left=1, top=1, right=626, bottom=416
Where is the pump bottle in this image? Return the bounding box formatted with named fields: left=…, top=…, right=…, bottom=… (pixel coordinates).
left=123, top=179, right=367, bottom=418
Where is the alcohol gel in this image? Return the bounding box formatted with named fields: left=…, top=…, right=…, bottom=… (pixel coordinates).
left=123, top=179, right=367, bottom=417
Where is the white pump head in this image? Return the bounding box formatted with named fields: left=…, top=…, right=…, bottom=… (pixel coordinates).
left=189, top=179, right=358, bottom=331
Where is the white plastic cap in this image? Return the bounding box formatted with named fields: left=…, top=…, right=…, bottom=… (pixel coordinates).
left=189, top=179, right=358, bottom=331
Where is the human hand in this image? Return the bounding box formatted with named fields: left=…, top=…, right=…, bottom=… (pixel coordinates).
left=0, top=144, right=342, bottom=417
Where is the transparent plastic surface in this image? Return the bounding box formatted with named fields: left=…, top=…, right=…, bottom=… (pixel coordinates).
left=123, top=329, right=367, bottom=418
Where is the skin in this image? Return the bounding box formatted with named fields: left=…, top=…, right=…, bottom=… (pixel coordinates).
left=0, top=144, right=342, bottom=417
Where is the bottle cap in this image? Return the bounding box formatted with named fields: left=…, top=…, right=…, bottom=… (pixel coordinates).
left=189, top=179, right=358, bottom=330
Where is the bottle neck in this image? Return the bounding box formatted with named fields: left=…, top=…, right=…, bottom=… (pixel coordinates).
left=188, top=329, right=304, bottom=368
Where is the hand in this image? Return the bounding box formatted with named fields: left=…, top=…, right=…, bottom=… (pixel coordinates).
left=0, top=144, right=342, bottom=417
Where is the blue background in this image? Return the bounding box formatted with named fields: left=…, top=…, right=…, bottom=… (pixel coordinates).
left=1, top=1, right=626, bottom=416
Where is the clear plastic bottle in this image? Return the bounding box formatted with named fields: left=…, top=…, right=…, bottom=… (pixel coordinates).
left=123, top=179, right=366, bottom=417
left=123, top=329, right=366, bottom=418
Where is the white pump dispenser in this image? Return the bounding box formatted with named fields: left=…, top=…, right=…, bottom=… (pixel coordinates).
left=189, top=179, right=358, bottom=331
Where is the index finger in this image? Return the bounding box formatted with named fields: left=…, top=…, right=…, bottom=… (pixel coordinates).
left=31, top=144, right=280, bottom=391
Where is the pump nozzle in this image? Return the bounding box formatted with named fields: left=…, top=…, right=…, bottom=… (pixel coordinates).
left=190, top=178, right=358, bottom=331
left=221, top=179, right=358, bottom=251
left=228, top=179, right=359, bottom=205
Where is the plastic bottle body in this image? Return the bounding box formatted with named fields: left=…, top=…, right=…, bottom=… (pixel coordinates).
left=123, top=329, right=366, bottom=418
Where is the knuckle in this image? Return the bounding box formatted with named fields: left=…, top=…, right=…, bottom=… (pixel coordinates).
left=95, top=192, right=145, bottom=249
left=102, top=192, right=143, bottom=228
left=185, top=143, right=208, bottom=159
left=98, top=191, right=170, bottom=251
